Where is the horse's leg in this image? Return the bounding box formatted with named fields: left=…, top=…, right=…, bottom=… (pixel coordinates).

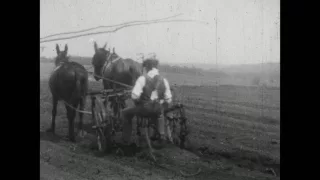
left=66, top=104, right=77, bottom=142
left=47, top=96, right=58, bottom=133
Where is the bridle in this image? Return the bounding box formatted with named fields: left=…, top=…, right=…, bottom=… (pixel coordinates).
left=100, top=52, right=121, bottom=76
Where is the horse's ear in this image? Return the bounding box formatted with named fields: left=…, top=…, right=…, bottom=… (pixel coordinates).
left=56, top=44, right=60, bottom=55
left=113, top=47, right=115, bottom=54
left=103, top=42, right=107, bottom=49
left=64, top=44, right=68, bottom=53
left=94, top=42, right=98, bottom=52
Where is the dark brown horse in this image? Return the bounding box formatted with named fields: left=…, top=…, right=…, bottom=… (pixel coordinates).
left=47, top=44, right=89, bottom=142
left=91, top=42, right=142, bottom=114
left=92, top=42, right=142, bottom=88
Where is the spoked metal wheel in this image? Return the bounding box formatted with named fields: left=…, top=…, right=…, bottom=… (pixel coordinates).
left=93, top=110, right=106, bottom=152
left=165, top=104, right=189, bottom=149
left=92, top=97, right=112, bottom=153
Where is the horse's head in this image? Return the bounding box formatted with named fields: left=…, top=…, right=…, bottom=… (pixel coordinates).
left=55, top=44, right=69, bottom=66
left=92, top=42, right=109, bottom=81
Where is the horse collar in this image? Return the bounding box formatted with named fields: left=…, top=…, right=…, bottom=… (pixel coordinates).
left=112, top=57, right=121, bottom=62
left=53, top=62, right=64, bottom=72
left=106, top=52, right=112, bottom=62
left=101, top=56, right=121, bottom=76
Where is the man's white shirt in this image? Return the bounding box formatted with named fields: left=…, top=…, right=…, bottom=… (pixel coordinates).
left=131, top=68, right=172, bottom=104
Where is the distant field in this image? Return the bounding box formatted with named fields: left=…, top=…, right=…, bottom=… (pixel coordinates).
left=40, top=57, right=280, bottom=88
left=40, top=61, right=280, bottom=179
left=39, top=62, right=224, bottom=86
left=40, top=61, right=279, bottom=88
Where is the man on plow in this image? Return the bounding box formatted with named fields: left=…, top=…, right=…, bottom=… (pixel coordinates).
left=120, top=58, right=173, bottom=160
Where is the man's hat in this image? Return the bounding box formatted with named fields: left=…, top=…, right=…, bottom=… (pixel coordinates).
left=142, top=58, right=159, bottom=69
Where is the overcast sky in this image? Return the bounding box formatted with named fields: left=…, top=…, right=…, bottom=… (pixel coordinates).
left=40, top=0, right=279, bottom=65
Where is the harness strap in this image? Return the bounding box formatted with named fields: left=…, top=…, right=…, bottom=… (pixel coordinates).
left=101, top=55, right=121, bottom=76
left=101, top=53, right=112, bottom=76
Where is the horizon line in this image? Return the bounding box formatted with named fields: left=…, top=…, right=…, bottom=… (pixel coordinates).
left=40, top=55, right=279, bottom=66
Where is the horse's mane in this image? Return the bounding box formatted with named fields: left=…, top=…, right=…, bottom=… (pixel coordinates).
left=55, top=55, right=70, bottom=61
left=54, top=55, right=72, bottom=66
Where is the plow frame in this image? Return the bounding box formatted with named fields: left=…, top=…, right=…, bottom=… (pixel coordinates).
left=87, top=89, right=190, bottom=154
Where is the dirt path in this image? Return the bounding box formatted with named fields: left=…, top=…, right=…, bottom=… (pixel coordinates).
left=40, top=128, right=278, bottom=180
left=40, top=140, right=175, bottom=180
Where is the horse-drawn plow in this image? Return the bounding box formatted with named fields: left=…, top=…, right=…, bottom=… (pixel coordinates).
left=44, top=42, right=203, bottom=177
left=54, top=69, right=202, bottom=177
left=87, top=87, right=190, bottom=162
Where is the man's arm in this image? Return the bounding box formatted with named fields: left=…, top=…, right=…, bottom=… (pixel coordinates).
left=131, top=76, right=145, bottom=100
left=163, top=78, right=172, bottom=104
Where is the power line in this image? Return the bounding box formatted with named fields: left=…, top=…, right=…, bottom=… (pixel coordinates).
left=40, top=19, right=208, bottom=43
left=40, top=13, right=183, bottom=40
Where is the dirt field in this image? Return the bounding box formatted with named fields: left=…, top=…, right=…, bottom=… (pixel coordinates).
left=40, top=62, right=280, bottom=180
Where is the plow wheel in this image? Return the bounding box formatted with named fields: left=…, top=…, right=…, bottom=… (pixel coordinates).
left=165, top=104, right=189, bottom=149
left=178, top=117, right=189, bottom=149
left=93, top=98, right=113, bottom=153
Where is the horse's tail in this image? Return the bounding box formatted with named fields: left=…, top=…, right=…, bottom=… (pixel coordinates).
left=71, top=72, right=88, bottom=103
